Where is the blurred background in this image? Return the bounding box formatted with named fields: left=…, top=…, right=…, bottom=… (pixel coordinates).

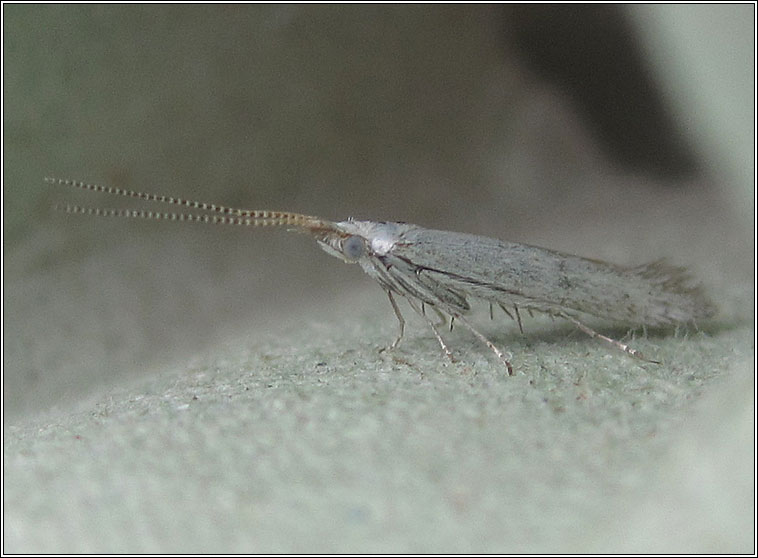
left=3, top=4, right=753, bottom=419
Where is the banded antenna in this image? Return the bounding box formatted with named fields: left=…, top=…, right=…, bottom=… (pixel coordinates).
left=46, top=177, right=338, bottom=234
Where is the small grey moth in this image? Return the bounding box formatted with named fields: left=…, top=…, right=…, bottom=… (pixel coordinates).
left=47, top=177, right=715, bottom=374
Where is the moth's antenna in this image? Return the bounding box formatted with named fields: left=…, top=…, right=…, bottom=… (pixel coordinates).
left=47, top=177, right=337, bottom=234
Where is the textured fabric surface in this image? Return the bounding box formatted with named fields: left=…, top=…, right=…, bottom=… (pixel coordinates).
left=3, top=303, right=753, bottom=553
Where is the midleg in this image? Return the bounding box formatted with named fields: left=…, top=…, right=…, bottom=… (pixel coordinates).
left=454, top=314, right=513, bottom=375
left=406, top=299, right=456, bottom=362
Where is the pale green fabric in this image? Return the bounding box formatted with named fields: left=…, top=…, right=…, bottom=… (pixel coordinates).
left=4, top=304, right=754, bottom=552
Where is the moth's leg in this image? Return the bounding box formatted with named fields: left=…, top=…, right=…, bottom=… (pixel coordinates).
left=433, top=307, right=448, bottom=328
left=498, top=303, right=515, bottom=322
left=454, top=314, right=514, bottom=375
left=381, top=290, right=405, bottom=351
left=514, top=306, right=525, bottom=334
left=499, top=303, right=524, bottom=335
left=422, top=302, right=448, bottom=328
left=406, top=299, right=456, bottom=362
left=562, top=314, right=659, bottom=364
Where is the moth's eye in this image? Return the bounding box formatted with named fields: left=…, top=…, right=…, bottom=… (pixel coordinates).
left=342, top=235, right=365, bottom=261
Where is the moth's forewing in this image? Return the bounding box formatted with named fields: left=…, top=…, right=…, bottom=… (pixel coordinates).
left=383, top=227, right=711, bottom=326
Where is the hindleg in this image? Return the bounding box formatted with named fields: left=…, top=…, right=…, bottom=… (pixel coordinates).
left=562, top=314, right=659, bottom=364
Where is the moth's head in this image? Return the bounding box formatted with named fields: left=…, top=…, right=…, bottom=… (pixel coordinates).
left=314, top=220, right=403, bottom=264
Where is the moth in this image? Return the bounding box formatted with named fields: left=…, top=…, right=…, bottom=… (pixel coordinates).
left=47, top=177, right=715, bottom=374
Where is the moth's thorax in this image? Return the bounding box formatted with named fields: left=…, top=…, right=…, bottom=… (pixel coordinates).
left=315, top=220, right=415, bottom=263
left=367, top=233, right=389, bottom=255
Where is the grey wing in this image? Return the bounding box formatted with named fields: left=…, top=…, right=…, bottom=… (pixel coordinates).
left=383, top=227, right=713, bottom=326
